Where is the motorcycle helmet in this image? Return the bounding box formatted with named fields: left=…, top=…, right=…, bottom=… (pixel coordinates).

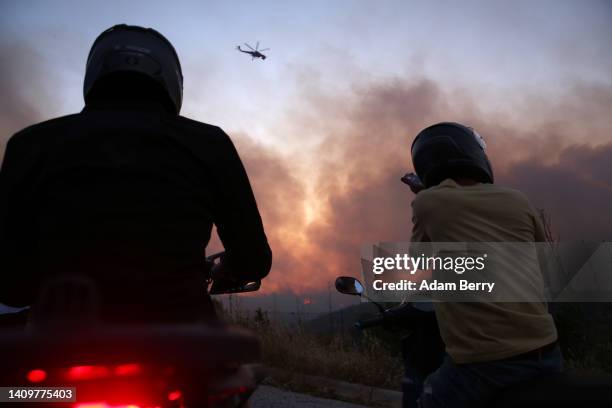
left=411, top=122, right=494, bottom=188
left=83, top=24, right=183, bottom=114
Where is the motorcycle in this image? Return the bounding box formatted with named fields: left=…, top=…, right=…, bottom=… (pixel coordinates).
left=0, top=251, right=265, bottom=408
left=335, top=275, right=612, bottom=408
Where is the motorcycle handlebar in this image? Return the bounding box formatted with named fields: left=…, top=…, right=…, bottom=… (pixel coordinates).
left=206, top=251, right=261, bottom=295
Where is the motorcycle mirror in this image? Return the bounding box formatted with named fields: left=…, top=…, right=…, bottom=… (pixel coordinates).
left=335, top=276, right=364, bottom=296
left=239, top=281, right=261, bottom=292
left=217, top=280, right=261, bottom=295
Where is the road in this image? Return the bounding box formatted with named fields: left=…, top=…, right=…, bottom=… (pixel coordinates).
left=250, top=385, right=371, bottom=408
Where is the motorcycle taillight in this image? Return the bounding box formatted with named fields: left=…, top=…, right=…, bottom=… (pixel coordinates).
left=74, top=404, right=149, bottom=408
left=66, top=365, right=112, bottom=381
left=26, top=363, right=147, bottom=383
left=167, top=390, right=182, bottom=401
left=26, top=368, right=48, bottom=383
left=64, top=363, right=144, bottom=381
left=26, top=363, right=181, bottom=408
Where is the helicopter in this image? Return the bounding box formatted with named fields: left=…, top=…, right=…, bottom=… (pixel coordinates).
left=236, top=42, right=269, bottom=60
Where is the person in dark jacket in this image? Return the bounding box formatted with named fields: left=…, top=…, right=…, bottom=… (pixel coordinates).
left=0, top=24, right=272, bottom=323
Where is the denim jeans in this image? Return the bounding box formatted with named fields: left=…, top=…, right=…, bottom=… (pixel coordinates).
left=418, top=346, right=563, bottom=408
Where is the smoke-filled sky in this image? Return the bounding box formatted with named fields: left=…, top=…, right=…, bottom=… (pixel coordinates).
left=1, top=0, right=611, bottom=309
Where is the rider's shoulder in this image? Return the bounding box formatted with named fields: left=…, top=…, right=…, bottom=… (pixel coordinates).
left=414, top=179, right=531, bottom=207
left=413, top=179, right=458, bottom=204
left=168, top=116, right=238, bottom=154
left=174, top=116, right=228, bottom=138
left=492, top=185, right=536, bottom=211
left=8, top=114, right=81, bottom=145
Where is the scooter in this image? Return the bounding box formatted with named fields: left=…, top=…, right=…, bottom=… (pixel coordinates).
left=0, top=251, right=265, bottom=408
left=335, top=276, right=612, bottom=408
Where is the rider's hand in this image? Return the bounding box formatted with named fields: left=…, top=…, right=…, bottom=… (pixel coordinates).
left=209, top=262, right=230, bottom=294
left=209, top=261, right=250, bottom=295
left=401, top=172, right=425, bottom=194
left=209, top=277, right=238, bottom=295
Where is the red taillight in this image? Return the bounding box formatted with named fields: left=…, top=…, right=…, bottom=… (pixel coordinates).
left=74, top=404, right=142, bottom=408
left=167, top=390, right=182, bottom=401
left=114, top=363, right=142, bottom=377
left=27, top=369, right=47, bottom=383
left=67, top=365, right=111, bottom=381
left=65, top=363, right=143, bottom=381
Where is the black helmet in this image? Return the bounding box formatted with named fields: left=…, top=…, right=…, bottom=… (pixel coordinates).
left=411, top=122, right=494, bottom=188
left=84, top=24, right=183, bottom=114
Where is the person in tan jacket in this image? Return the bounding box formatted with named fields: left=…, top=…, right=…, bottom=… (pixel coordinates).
left=407, top=122, right=562, bottom=408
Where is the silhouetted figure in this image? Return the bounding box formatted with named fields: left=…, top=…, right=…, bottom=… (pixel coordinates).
left=0, top=24, right=271, bottom=323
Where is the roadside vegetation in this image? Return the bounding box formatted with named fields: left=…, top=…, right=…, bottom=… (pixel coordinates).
left=554, top=302, right=612, bottom=373
left=215, top=301, right=404, bottom=391
left=215, top=297, right=612, bottom=394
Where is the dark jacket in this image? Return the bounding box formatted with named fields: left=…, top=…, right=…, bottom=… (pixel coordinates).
left=0, top=104, right=272, bottom=322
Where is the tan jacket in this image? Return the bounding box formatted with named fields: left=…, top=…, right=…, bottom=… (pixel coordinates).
left=411, top=179, right=557, bottom=363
